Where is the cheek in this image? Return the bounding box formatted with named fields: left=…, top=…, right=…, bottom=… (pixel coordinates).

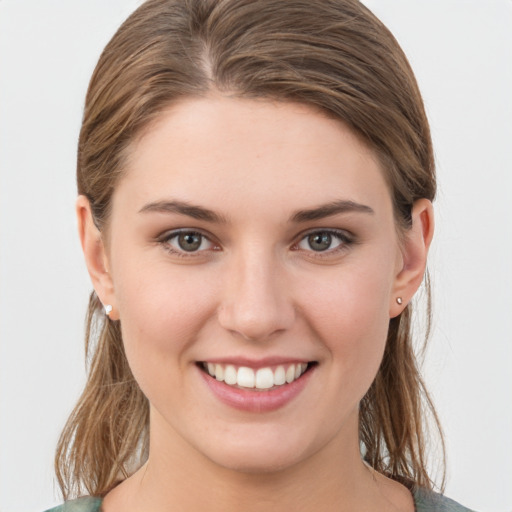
left=112, top=261, right=218, bottom=386
left=298, top=260, right=394, bottom=386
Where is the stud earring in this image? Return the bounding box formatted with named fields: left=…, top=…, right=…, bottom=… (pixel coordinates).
left=104, top=304, right=113, bottom=316
left=396, top=297, right=403, bottom=305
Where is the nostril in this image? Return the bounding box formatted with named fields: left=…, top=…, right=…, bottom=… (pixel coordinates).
left=217, top=304, right=295, bottom=342
left=216, top=268, right=296, bottom=341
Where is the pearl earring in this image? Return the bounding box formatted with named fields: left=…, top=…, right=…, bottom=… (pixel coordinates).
left=104, top=304, right=113, bottom=316
left=396, top=297, right=403, bottom=305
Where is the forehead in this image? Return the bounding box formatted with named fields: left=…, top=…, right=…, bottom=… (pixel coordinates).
left=115, top=96, right=392, bottom=219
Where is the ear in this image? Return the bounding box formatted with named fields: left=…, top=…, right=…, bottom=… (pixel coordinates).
left=390, top=198, right=434, bottom=318
left=76, top=195, right=119, bottom=320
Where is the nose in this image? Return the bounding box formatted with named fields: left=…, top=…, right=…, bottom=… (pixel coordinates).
left=217, top=249, right=295, bottom=342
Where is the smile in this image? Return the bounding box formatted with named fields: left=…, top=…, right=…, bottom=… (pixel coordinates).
left=201, top=362, right=310, bottom=390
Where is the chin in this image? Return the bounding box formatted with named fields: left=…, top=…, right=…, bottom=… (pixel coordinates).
left=205, top=443, right=309, bottom=475
left=189, top=422, right=329, bottom=476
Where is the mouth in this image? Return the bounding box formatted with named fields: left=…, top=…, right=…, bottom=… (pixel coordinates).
left=198, top=361, right=316, bottom=391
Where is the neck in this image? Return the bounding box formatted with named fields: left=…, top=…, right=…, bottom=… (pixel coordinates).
left=103, top=408, right=412, bottom=512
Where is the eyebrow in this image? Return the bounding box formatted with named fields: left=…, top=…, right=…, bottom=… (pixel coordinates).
left=289, top=200, right=374, bottom=223
left=138, top=200, right=228, bottom=224
left=139, top=198, right=374, bottom=224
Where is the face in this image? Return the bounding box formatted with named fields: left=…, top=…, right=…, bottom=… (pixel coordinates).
left=92, top=97, right=413, bottom=473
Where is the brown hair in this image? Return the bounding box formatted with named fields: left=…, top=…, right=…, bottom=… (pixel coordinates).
left=56, top=0, right=444, bottom=499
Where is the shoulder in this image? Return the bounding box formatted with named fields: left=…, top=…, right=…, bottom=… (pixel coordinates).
left=43, top=496, right=103, bottom=512
left=413, top=487, right=477, bottom=512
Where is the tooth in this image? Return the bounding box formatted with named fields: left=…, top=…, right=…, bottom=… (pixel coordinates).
left=274, top=365, right=286, bottom=385
left=224, top=365, right=237, bottom=385
left=215, top=364, right=224, bottom=381
left=301, top=363, right=308, bottom=374
left=255, top=368, right=274, bottom=389
left=207, top=363, right=215, bottom=376
left=285, top=365, right=295, bottom=383
left=294, top=364, right=302, bottom=379
left=237, top=367, right=255, bottom=388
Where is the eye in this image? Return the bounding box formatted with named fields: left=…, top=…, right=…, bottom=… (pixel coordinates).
left=296, top=230, right=350, bottom=253
left=160, top=230, right=216, bottom=255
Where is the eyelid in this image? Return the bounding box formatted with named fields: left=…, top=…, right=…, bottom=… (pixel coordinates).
left=157, top=228, right=220, bottom=257
left=155, top=227, right=354, bottom=259
left=292, top=228, right=354, bottom=255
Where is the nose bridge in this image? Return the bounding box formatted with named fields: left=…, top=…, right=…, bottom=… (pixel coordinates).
left=218, top=244, right=294, bottom=341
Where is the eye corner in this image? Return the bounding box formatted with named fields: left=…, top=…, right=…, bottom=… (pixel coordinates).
left=157, top=228, right=221, bottom=258
left=292, top=228, right=355, bottom=258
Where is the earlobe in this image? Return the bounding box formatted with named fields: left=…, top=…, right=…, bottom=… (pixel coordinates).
left=390, top=199, right=434, bottom=318
left=76, top=195, right=118, bottom=320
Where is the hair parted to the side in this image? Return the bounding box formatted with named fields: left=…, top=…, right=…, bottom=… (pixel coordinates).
left=56, top=0, right=444, bottom=499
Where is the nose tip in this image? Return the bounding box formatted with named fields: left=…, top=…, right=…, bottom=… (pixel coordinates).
left=218, top=302, right=291, bottom=342
left=217, top=258, right=295, bottom=342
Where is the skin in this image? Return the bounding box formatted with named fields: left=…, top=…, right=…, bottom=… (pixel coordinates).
left=78, top=97, right=434, bottom=512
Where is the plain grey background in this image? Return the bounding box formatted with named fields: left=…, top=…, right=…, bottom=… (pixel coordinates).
left=1, top=1, right=511, bottom=511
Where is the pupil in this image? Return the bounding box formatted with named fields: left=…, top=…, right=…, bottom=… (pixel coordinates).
left=178, top=233, right=201, bottom=251
left=309, top=233, right=331, bottom=251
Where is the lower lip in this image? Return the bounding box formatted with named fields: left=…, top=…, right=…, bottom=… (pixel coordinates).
left=199, top=366, right=314, bottom=413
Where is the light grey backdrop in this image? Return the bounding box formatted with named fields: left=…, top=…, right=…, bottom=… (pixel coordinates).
left=1, top=1, right=511, bottom=511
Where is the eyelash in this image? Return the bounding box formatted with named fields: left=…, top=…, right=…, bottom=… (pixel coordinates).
left=292, top=229, right=354, bottom=258
left=157, top=228, right=354, bottom=259
left=157, top=229, right=219, bottom=258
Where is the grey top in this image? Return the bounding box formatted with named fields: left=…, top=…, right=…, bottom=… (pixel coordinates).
left=44, top=497, right=101, bottom=512
left=414, top=487, right=476, bottom=512
left=44, top=488, right=476, bottom=511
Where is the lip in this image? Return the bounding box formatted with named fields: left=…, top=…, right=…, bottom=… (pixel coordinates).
left=198, top=362, right=315, bottom=412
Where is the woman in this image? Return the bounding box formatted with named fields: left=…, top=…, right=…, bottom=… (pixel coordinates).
left=46, top=0, right=475, bottom=510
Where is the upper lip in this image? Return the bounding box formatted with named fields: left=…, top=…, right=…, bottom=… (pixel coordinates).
left=198, top=356, right=314, bottom=368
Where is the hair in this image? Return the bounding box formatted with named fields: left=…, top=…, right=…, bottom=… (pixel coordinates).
left=56, top=0, right=444, bottom=499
